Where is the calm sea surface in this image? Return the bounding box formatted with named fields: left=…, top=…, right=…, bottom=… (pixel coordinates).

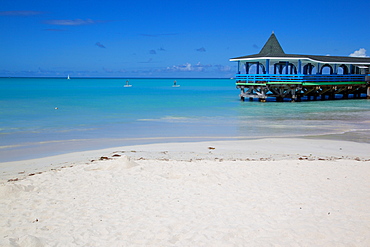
left=1, top=77, right=370, bottom=161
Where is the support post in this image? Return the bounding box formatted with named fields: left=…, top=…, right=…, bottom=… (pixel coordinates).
left=256, top=62, right=260, bottom=74
left=285, top=61, right=289, bottom=74
left=329, top=92, right=335, bottom=100
left=298, top=60, right=302, bottom=74
left=245, top=63, right=249, bottom=74
left=317, top=63, right=321, bottom=74
left=240, top=88, right=245, bottom=101
left=266, top=59, right=270, bottom=74
left=291, top=87, right=297, bottom=102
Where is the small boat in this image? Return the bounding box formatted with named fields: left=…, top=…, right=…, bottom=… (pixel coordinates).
left=172, top=80, right=180, bottom=87
left=124, top=80, right=132, bottom=87
left=67, top=75, right=70, bottom=80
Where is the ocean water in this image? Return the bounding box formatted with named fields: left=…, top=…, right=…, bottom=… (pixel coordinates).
left=1, top=77, right=370, bottom=162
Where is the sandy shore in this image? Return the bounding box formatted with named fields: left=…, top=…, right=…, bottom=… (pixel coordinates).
left=1, top=138, right=370, bottom=246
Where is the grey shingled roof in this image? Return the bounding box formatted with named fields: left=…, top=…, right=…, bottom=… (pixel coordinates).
left=231, top=33, right=370, bottom=64
left=258, top=32, right=285, bottom=56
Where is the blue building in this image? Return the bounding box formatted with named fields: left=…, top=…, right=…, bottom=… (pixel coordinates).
left=230, top=33, right=370, bottom=102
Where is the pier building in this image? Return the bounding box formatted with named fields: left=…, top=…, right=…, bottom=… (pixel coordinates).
left=230, top=33, right=370, bottom=102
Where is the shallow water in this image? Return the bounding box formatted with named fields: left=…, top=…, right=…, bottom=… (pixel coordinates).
left=1, top=77, right=369, bottom=161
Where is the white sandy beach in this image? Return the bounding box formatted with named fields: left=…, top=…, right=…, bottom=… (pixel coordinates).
left=1, top=138, right=370, bottom=246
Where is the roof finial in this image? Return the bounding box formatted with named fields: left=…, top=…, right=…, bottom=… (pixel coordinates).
left=272, top=31, right=274, bottom=34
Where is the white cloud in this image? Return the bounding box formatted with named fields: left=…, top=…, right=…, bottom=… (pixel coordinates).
left=166, top=62, right=212, bottom=72
left=349, top=48, right=368, bottom=57
left=214, top=64, right=231, bottom=72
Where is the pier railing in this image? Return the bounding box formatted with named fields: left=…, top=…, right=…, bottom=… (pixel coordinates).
left=235, top=74, right=367, bottom=84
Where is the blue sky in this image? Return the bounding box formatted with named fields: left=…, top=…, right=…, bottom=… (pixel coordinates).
left=1, top=0, right=369, bottom=78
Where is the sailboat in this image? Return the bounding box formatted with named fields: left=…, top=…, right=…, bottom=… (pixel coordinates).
left=124, top=80, right=132, bottom=87
left=67, top=75, right=70, bottom=80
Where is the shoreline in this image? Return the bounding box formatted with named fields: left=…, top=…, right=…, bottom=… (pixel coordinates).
left=1, top=137, right=369, bottom=183
left=2, top=128, right=370, bottom=164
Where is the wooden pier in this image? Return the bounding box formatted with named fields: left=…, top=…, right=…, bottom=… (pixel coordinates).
left=230, top=33, right=370, bottom=102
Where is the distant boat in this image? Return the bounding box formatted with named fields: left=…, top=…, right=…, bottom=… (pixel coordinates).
left=124, top=80, right=132, bottom=87
left=67, top=75, right=70, bottom=80
left=172, top=80, right=180, bottom=87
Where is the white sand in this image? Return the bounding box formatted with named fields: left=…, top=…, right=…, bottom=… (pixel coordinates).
left=0, top=138, right=370, bottom=246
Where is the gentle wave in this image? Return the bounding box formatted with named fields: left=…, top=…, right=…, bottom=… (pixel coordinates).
left=138, top=116, right=193, bottom=122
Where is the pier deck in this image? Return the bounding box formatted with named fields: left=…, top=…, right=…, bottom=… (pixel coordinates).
left=236, top=74, right=370, bottom=102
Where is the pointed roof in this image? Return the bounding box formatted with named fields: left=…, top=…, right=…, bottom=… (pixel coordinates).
left=258, top=32, right=285, bottom=56
left=230, top=33, right=370, bottom=64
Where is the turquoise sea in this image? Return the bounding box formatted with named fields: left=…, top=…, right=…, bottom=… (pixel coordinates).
left=1, top=77, right=370, bottom=162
